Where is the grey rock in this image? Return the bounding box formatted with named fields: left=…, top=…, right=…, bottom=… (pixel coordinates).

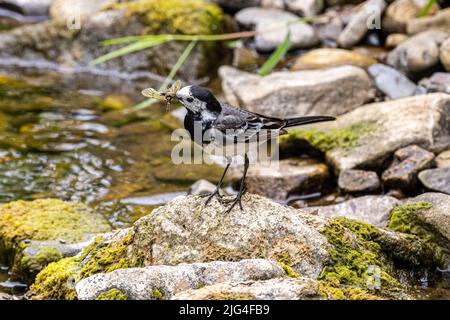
left=230, top=159, right=330, bottom=201
left=338, top=169, right=380, bottom=193
left=304, top=195, right=400, bottom=227
left=419, top=72, right=450, bottom=94
left=337, top=0, right=387, bottom=48
left=418, top=167, right=450, bottom=195
left=383, top=0, right=435, bottom=34
left=312, top=11, right=343, bottom=45
left=324, top=93, right=450, bottom=173
left=0, top=292, right=14, bottom=300
left=219, top=65, right=372, bottom=118
left=262, top=0, right=323, bottom=17
left=76, top=259, right=284, bottom=300
left=368, top=64, right=418, bottom=99
left=211, top=0, right=260, bottom=10
left=441, top=38, right=450, bottom=72
left=188, top=179, right=217, bottom=196
left=172, top=277, right=322, bottom=300
left=235, top=7, right=319, bottom=51
left=407, top=8, right=450, bottom=35
left=382, top=145, right=435, bottom=189
left=0, top=0, right=53, bottom=16
left=435, top=149, right=450, bottom=168
left=132, top=194, right=330, bottom=279
left=387, top=30, right=449, bottom=74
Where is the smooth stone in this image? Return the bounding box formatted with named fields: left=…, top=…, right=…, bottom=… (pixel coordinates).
left=324, top=93, right=450, bottom=173
left=304, top=195, right=400, bottom=227
left=76, top=259, right=284, bottom=300
left=418, top=167, right=450, bottom=194
left=133, top=194, right=330, bottom=278
left=235, top=7, right=319, bottom=51
left=368, top=63, right=418, bottom=99
left=219, top=65, right=372, bottom=118
left=312, top=11, right=343, bottom=45
left=49, top=0, right=114, bottom=22
left=291, top=48, right=376, bottom=71
left=188, top=179, right=217, bottom=196
left=338, top=169, right=380, bottom=193
left=435, top=149, right=450, bottom=168
left=407, top=8, right=450, bottom=35
left=173, top=277, right=322, bottom=300
left=387, top=30, right=449, bottom=74
left=337, top=0, right=387, bottom=48
left=441, top=38, right=450, bottom=72
left=261, top=0, right=323, bottom=16
left=231, top=159, right=330, bottom=201
left=419, top=72, right=450, bottom=94
left=385, top=33, right=408, bottom=49
left=381, top=145, right=435, bottom=189
left=120, top=192, right=187, bottom=206
left=382, top=0, right=437, bottom=34
left=0, top=0, right=53, bottom=16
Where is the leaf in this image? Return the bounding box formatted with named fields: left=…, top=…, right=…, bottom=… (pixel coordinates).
left=91, top=38, right=169, bottom=65
left=257, top=32, right=291, bottom=76
left=418, top=0, right=436, bottom=17
left=132, top=40, right=198, bottom=111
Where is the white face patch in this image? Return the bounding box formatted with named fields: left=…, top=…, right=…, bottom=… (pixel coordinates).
left=176, top=86, right=208, bottom=114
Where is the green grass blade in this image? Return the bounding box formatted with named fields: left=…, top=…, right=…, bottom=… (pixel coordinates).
left=132, top=40, right=198, bottom=111
left=418, top=0, right=436, bottom=17
left=257, top=32, right=291, bottom=76
left=100, top=35, right=172, bottom=46
left=91, top=38, right=169, bottom=65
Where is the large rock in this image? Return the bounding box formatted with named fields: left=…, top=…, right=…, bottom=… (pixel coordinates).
left=172, top=277, right=322, bottom=300
left=337, top=0, right=387, bottom=48
left=317, top=93, right=450, bottom=173
left=132, top=195, right=330, bottom=278
left=219, top=65, right=373, bottom=118
left=387, top=30, right=449, bottom=74
left=0, top=199, right=111, bottom=282
left=407, top=8, right=450, bottom=35
left=368, top=64, right=419, bottom=99
left=418, top=167, right=450, bottom=195
left=234, top=7, right=319, bottom=51
left=291, top=48, right=376, bottom=71
left=230, top=159, right=330, bottom=201
left=381, top=145, right=435, bottom=190
left=337, top=169, right=380, bottom=194
left=304, top=195, right=400, bottom=227
left=382, top=0, right=437, bottom=34
left=76, top=259, right=284, bottom=300
left=441, top=38, right=450, bottom=72
left=0, top=0, right=228, bottom=90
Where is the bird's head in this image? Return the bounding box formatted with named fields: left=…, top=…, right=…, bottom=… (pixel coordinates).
left=176, top=85, right=221, bottom=115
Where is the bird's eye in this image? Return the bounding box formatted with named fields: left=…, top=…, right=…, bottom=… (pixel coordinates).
left=186, top=97, right=194, bottom=103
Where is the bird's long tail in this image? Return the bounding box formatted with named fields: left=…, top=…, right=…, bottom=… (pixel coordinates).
left=284, top=116, right=336, bottom=128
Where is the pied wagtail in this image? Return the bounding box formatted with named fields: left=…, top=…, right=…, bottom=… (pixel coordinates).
left=172, top=85, right=336, bottom=213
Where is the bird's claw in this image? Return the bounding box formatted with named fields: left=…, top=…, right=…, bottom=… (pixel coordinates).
left=202, top=189, right=225, bottom=205
left=222, top=187, right=246, bottom=214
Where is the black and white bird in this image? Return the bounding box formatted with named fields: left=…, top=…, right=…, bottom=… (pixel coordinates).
left=174, top=85, right=335, bottom=213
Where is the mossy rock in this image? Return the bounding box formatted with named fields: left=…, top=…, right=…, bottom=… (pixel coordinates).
left=96, top=288, right=128, bottom=300
left=0, top=199, right=111, bottom=282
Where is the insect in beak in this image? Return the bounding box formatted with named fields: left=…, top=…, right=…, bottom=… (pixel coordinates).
left=141, top=80, right=182, bottom=111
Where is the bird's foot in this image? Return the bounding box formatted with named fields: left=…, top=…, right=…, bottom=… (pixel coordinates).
left=202, top=189, right=225, bottom=205
left=223, top=187, right=247, bottom=213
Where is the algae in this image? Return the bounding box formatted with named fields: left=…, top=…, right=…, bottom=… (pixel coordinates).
left=96, top=288, right=128, bottom=300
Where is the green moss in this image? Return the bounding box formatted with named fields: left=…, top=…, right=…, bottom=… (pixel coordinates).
left=319, top=218, right=401, bottom=298
left=151, top=288, right=165, bottom=300
left=29, top=257, right=79, bottom=300
left=19, top=246, right=64, bottom=277
left=79, top=232, right=137, bottom=279
left=276, top=252, right=300, bottom=278
left=96, top=288, right=128, bottom=300
left=109, top=0, right=225, bottom=35
left=388, top=202, right=433, bottom=235
left=0, top=199, right=111, bottom=245
left=279, top=123, right=376, bottom=153
left=318, top=282, right=381, bottom=300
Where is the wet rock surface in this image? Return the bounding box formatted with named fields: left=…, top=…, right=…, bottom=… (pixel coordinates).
left=76, top=259, right=284, bottom=300
left=418, top=167, right=450, bottom=194
left=219, top=65, right=372, bottom=118
left=338, top=169, right=380, bottom=194
left=382, top=145, right=435, bottom=190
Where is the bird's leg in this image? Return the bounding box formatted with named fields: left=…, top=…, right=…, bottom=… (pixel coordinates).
left=203, top=162, right=231, bottom=205
left=224, top=154, right=249, bottom=214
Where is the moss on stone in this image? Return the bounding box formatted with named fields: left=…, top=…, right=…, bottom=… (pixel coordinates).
left=276, top=251, right=300, bottom=278
left=29, top=257, right=79, bottom=300
left=151, top=288, right=165, bottom=300
left=109, top=0, right=225, bottom=35
left=96, top=288, right=128, bottom=300
left=319, top=218, right=401, bottom=299
left=19, top=246, right=64, bottom=277
left=279, top=123, right=376, bottom=153
left=318, top=281, right=381, bottom=300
